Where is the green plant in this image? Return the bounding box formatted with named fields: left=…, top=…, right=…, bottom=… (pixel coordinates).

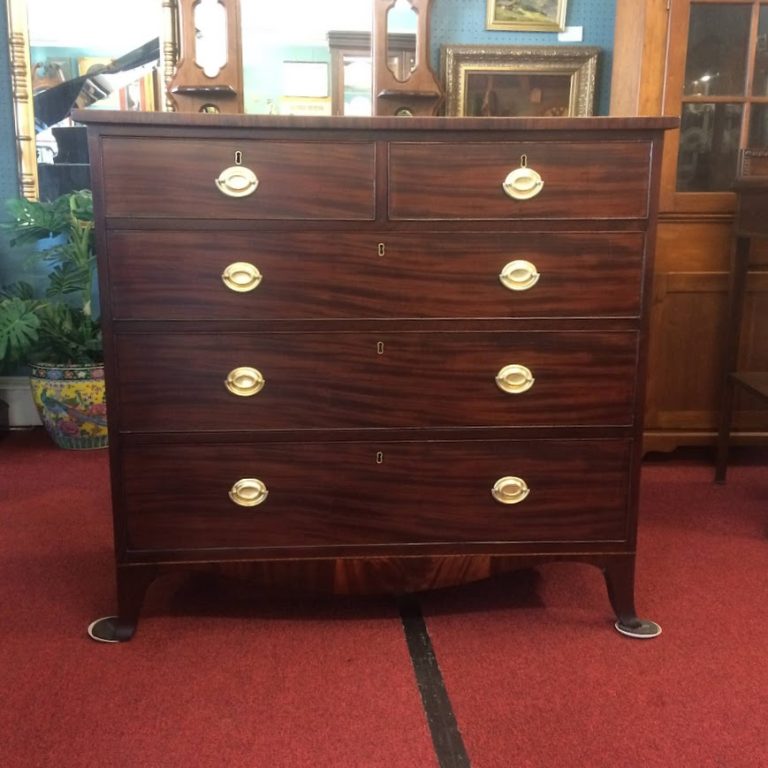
left=0, top=189, right=102, bottom=370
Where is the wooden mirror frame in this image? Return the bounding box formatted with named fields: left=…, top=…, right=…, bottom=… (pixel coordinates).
left=5, top=0, right=180, bottom=199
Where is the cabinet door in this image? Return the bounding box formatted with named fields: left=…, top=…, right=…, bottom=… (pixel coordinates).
left=613, top=0, right=768, bottom=452
left=662, top=0, right=762, bottom=213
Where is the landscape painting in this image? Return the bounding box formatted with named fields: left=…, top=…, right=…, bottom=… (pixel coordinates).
left=487, top=0, right=567, bottom=31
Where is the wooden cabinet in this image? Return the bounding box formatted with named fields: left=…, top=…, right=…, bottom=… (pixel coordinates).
left=612, top=0, right=768, bottom=453
left=77, top=111, right=672, bottom=641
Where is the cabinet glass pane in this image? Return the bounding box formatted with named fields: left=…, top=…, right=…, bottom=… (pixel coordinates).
left=754, top=5, right=768, bottom=95
left=677, top=103, right=743, bottom=191
left=684, top=4, right=751, bottom=96
left=749, top=103, right=768, bottom=145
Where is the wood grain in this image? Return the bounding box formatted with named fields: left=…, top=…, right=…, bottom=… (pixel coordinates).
left=100, top=137, right=376, bottom=219
left=388, top=141, right=652, bottom=220
left=106, top=230, right=645, bottom=321
left=114, top=330, right=639, bottom=431
left=121, top=439, right=632, bottom=552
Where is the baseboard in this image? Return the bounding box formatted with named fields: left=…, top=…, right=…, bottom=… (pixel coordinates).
left=0, top=376, right=42, bottom=427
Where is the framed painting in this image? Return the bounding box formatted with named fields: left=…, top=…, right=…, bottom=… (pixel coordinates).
left=487, top=0, right=568, bottom=32
left=441, top=45, right=599, bottom=118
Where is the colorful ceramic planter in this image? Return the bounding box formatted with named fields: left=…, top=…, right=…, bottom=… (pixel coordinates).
left=29, top=363, right=108, bottom=450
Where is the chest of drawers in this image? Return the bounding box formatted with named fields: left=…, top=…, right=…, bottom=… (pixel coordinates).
left=77, top=111, right=674, bottom=641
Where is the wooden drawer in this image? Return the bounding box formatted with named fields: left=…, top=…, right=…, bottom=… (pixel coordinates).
left=389, top=141, right=652, bottom=220
left=115, top=331, right=638, bottom=431
left=107, top=230, right=645, bottom=320
left=121, top=438, right=632, bottom=552
left=99, top=137, right=376, bottom=220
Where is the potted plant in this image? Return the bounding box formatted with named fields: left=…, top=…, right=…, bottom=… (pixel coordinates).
left=0, top=189, right=106, bottom=449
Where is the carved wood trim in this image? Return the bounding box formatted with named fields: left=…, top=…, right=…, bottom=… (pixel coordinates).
left=6, top=0, right=38, bottom=199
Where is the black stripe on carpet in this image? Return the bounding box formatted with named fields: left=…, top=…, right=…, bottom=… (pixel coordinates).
left=399, top=597, right=471, bottom=768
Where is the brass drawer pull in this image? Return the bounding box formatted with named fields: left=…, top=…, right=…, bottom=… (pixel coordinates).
left=222, top=262, right=262, bottom=292
left=495, top=364, right=534, bottom=394
left=225, top=366, right=265, bottom=396
left=492, top=476, right=530, bottom=505
left=499, top=260, right=540, bottom=291
left=215, top=165, right=259, bottom=198
left=502, top=155, right=543, bottom=201
left=229, top=478, right=268, bottom=507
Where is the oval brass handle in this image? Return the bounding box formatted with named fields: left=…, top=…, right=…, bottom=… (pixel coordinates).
left=499, top=260, right=540, bottom=291
left=502, top=167, right=543, bottom=200
left=492, top=476, right=530, bottom=505
left=225, top=367, right=265, bottom=397
left=229, top=478, right=268, bottom=507
left=215, top=165, right=259, bottom=198
left=496, top=364, right=535, bottom=394
left=222, top=262, right=262, bottom=293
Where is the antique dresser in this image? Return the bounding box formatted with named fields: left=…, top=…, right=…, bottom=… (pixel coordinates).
left=76, top=111, right=675, bottom=641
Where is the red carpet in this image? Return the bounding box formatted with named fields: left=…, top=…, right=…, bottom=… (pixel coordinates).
left=1, top=430, right=766, bottom=767
left=0, top=430, right=437, bottom=768
left=421, top=451, right=768, bottom=768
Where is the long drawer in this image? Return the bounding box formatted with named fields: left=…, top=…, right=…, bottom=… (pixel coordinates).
left=99, top=137, right=376, bottom=220
left=115, top=330, right=638, bottom=431
left=107, top=230, right=645, bottom=320
left=389, top=141, right=652, bottom=220
left=121, top=438, right=632, bottom=551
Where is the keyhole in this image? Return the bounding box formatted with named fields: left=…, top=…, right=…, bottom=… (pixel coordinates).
left=376, top=451, right=384, bottom=464
left=377, top=341, right=385, bottom=355
left=377, top=243, right=386, bottom=257
left=520, top=154, right=528, bottom=168
left=234, top=150, right=242, bottom=165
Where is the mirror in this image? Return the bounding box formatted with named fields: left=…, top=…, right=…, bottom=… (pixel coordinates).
left=194, top=0, right=228, bottom=78
left=6, top=0, right=176, bottom=199
left=5, top=0, right=427, bottom=197
left=386, top=0, right=417, bottom=82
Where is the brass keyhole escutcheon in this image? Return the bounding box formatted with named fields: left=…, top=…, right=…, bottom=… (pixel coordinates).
left=216, top=151, right=259, bottom=198
left=502, top=155, right=543, bottom=201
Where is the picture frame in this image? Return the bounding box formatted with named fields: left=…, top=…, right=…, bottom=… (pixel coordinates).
left=441, top=45, right=599, bottom=118
left=487, top=0, right=568, bottom=32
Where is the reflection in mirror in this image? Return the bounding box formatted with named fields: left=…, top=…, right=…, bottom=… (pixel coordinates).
left=8, top=0, right=165, bottom=199
left=194, top=0, right=228, bottom=78
left=241, top=0, right=373, bottom=116
left=387, top=0, right=417, bottom=82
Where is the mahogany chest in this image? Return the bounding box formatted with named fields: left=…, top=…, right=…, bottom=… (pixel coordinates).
left=77, top=111, right=673, bottom=641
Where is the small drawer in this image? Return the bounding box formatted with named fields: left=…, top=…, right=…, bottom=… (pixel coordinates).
left=121, top=438, right=632, bottom=552
left=115, top=330, right=638, bottom=431
left=99, top=137, right=376, bottom=220
left=389, top=141, right=652, bottom=220
left=106, top=230, right=644, bottom=321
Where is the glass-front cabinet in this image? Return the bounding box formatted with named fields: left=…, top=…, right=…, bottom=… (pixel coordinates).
left=613, top=0, right=768, bottom=453
left=664, top=0, right=768, bottom=209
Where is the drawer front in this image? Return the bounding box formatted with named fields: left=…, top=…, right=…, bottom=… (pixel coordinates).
left=389, top=141, right=651, bottom=220
left=122, top=439, right=631, bottom=551
left=99, top=137, right=376, bottom=220
left=115, top=331, right=638, bottom=431
left=106, top=230, right=644, bottom=320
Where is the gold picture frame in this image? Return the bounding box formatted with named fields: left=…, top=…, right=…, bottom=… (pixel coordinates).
left=441, top=45, right=599, bottom=118
left=487, top=0, right=568, bottom=32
